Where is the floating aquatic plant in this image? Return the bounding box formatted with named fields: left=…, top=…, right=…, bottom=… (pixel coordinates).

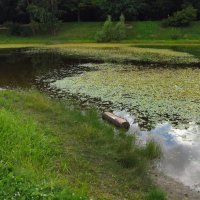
left=27, top=43, right=200, bottom=65
left=51, top=63, right=200, bottom=128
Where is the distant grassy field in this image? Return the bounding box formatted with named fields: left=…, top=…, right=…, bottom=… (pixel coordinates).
left=1, top=21, right=200, bottom=43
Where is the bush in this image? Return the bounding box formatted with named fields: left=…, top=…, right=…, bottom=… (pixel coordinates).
left=96, top=14, right=127, bottom=42
left=20, top=25, right=33, bottom=37
left=170, top=33, right=180, bottom=40
left=162, top=5, right=197, bottom=27
left=9, top=23, right=21, bottom=36
left=30, top=20, right=40, bottom=34
left=114, top=14, right=126, bottom=40
left=8, top=23, right=33, bottom=37
left=96, top=15, right=113, bottom=42
left=27, top=4, right=59, bottom=35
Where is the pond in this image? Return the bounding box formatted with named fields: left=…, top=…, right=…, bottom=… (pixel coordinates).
left=0, top=48, right=200, bottom=191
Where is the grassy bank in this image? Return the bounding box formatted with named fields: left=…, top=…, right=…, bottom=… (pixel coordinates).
left=0, top=90, right=164, bottom=199
left=1, top=21, right=200, bottom=44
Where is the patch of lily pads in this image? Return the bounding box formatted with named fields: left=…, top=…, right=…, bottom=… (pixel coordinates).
left=27, top=44, right=200, bottom=65
left=51, top=63, right=200, bottom=129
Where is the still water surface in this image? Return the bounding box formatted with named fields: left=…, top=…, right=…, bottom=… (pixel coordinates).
left=0, top=48, right=200, bottom=191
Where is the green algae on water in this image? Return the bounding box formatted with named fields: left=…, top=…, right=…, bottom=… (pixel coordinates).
left=51, top=64, right=200, bottom=127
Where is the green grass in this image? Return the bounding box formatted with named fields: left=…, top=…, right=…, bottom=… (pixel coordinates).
left=1, top=21, right=200, bottom=44
left=146, top=189, right=166, bottom=200
left=0, top=94, right=88, bottom=199
left=0, top=90, right=163, bottom=199
left=127, top=21, right=200, bottom=41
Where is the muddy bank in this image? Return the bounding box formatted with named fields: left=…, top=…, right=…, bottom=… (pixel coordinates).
left=151, top=169, right=200, bottom=200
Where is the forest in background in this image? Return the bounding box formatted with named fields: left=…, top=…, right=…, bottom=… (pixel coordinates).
left=1, top=0, right=200, bottom=24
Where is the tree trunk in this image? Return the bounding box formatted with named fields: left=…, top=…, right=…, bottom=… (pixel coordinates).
left=102, top=112, right=130, bottom=129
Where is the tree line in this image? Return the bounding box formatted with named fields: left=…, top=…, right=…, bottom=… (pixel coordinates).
left=0, top=0, right=200, bottom=24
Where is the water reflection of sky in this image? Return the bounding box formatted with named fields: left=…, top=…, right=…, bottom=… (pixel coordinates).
left=114, top=110, right=200, bottom=191
left=151, top=122, right=200, bottom=191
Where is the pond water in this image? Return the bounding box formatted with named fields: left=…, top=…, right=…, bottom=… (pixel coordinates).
left=0, top=48, right=200, bottom=191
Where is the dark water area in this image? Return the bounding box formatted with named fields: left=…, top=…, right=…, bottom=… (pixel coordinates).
left=0, top=48, right=200, bottom=192
left=0, top=48, right=98, bottom=90
left=0, top=48, right=187, bottom=130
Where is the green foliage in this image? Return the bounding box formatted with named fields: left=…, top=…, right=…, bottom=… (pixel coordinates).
left=117, top=135, right=139, bottom=168
left=162, top=6, right=197, bottom=27
left=1, top=0, right=200, bottom=26
left=96, top=15, right=113, bottom=42
left=99, top=0, right=140, bottom=20
left=142, top=141, right=162, bottom=160
left=170, top=33, right=180, bottom=40
left=0, top=165, right=50, bottom=199
left=29, top=20, right=41, bottom=35
left=28, top=1, right=59, bottom=35
left=0, top=164, right=88, bottom=199
left=20, top=25, right=34, bottom=37
left=8, top=23, right=33, bottom=37
left=0, top=107, right=88, bottom=199
left=0, top=109, right=52, bottom=168
left=9, top=23, right=22, bottom=36
left=113, top=14, right=126, bottom=40
left=2, top=21, right=200, bottom=43
left=96, top=15, right=127, bottom=42
left=0, top=90, right=164, bottom=199
left=116, top=135, right=149, bottom=176
left=146, top=189, right=167, bottom=200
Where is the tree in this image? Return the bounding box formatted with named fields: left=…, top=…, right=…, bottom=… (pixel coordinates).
left=162, top=5, right=197, bottom=27
left=0, top=0, right=18, bottom=23
left=27, top=0, right=59, bottom=34
left=96, top=15, right=113, bottom=42
left=99, top=0, right=144, bottom=20
left=114, top=14, right=126, bottom=40
left=59, top=0, right=100, bottom=22
left=96, top=14, right=127, bottom=42
left=1, top=0, right=200, bottom=24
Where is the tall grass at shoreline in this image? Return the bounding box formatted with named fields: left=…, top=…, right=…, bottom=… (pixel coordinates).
left=0, top=90, right=164, bottom=199
left=0, top=108, right=88, bottom=199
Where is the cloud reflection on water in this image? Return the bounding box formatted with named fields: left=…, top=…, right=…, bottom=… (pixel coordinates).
left=115, top=110, right=200, bottom=191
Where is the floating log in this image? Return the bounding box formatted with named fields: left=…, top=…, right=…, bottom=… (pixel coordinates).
left=102, top=112, right=130, bottom=129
